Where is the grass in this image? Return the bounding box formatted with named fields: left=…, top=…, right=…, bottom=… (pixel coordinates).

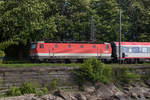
left=0, top=63, right=82, bottom=68
left=0, top=61, right=150, bottom=68
left=108, top=63, right=150, bottom=68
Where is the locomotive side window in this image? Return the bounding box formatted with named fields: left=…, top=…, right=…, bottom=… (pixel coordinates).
left=93, top=45, right=96, bottom=48
left=142, top=48, right=148, bottom=53
left=40, top=44, right=44, bottom=49
left=55, top=44, right=58, bottom=48
left=81, top=45, right=84, bottom=48
left=105, top=45, right=109, bottom=50
left=132, top=47, right=139, bottom=53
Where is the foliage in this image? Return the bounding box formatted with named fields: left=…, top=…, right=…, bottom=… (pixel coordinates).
left=0, top=50, right=5, bottom=57
left=41, top=87, right=49, bottom=94
left=50, top=78, right=58, bottom=91
left=0, top=50, right=5, bottom=64
left=90, top=0, right=130, bottom=41
left=19, top=82, right=38, bottom=94
left=113, top=67, right=140, bottom=84
left=34, top=87, right=49, bottom=96
left=0, top=0, right=57, bottom=58
left=6, top=82, right=49, bottom=96
left=75, top=58, right=112, bottom=85
left=6, top=86, right=21, bottom=96
left=117, top=0, right=150, bottom=41
left=121, top=70, right=140, bottom=84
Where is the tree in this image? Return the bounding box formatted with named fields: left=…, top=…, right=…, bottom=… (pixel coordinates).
left=117, top=0, right=150, bottom=41
left=54, top=0, right=91, bottom=41
left=0, top=0, right=57, bottom=58
left=90, top=0, right=130, bottom=42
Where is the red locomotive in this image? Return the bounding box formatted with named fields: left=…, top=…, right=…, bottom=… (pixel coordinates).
left=30, top=41, right=150, bottom=63
left=30, top=41, right=112, bottom=62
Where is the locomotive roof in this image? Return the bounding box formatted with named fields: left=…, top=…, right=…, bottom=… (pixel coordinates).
left=114, top=42, right=150, bottom=46
left=32, top=41, right=107, bottom=44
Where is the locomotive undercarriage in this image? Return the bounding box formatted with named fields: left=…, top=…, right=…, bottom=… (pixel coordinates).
left=30, top=55, right=112, bottom=63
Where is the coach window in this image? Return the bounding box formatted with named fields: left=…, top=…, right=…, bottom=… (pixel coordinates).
left=55, top=44, right=58, bottom=48
left=132, top=47, right=139, bottom=53
left=142, top=48, right=148, bottom=53
left=105, top=45, right=109, bottom=50
left=93, top=45, right=96, bottom=48
left=81, top=45, right=84, bottom=48
left=40, top=44, right=44, bottom=49
left=123, top=47, right=129, bottom=53
left=68, top=44, right=71, bottom=48
left=129, top=48, right=132, bottom=53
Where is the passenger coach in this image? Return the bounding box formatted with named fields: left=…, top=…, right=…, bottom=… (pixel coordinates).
left=112, top=42, right=150, bottom=63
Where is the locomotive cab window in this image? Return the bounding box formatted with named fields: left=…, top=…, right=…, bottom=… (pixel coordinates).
left=31, top=44, right=37, bottom=49
left=40, top=44, right=44, bottom=49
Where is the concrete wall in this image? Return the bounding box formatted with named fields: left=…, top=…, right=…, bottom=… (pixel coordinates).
left=0, top=67, right=79, bottom=90
left=0, top=65, right=150, bottom=92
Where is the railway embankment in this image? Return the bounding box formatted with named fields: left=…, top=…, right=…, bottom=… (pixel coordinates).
left=0, top=63, right=150, bottom=99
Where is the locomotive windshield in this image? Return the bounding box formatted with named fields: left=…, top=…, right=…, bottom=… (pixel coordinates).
left=31, top=43, right=37, bottom=49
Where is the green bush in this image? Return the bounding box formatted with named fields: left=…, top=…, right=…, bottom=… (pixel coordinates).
left=41, top=87, right=48, bottom=94
left=113, top=67, right=140, bottom=84
left=6, top=82, right=38, bottom=96
left=6, top=82, right=49, bottom=96
left=75, top=58, right=112, bottom=85
left=20, top=82, right=38, bottom=94
left=6, top=86, right=21, bottom=96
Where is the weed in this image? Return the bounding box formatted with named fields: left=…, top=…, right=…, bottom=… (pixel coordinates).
left=41, top=87, right=48, bottom=94
left=50, top=78, right=58, bottom=91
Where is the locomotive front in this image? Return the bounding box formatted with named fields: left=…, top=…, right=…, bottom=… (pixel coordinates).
left=30, top=41, right=45, bottom=61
